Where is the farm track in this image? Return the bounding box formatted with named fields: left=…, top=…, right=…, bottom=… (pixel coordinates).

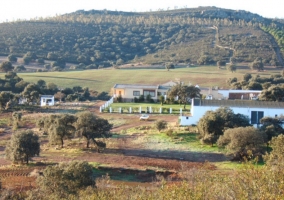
left=0, top=166, right=45, bottom=178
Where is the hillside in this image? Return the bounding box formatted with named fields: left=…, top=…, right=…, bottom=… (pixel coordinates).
left=0, top=7, right=284, bottom=68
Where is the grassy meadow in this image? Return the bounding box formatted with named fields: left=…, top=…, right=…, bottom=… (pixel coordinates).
left=2, top=65, right=281, bottom=93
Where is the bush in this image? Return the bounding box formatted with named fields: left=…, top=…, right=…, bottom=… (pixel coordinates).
left=155, top=120, right=167, bottom=132
left=139, top=95, right=145, bottom=102
left=116, top=95, right=122, bottom=103
left=35, top=161, right=94, bottom=199
left=217, top=126, right=266, bottom=160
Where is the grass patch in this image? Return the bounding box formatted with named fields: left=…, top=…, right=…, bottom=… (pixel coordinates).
left=147, top=132, right=225, bottom=153
left=0, top=118, right=9, bottom=126
left=215, top=160, right=265, bottom=170
left=7, top=66, right=280, bottom=93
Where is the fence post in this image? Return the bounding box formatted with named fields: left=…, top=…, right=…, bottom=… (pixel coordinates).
left=180, top=108, right=182, bottom=115
left=139, top=106, right=142, bottom=113
left=109, top=107, right=112, bottom=113
left=129, top=107, right=132, bottom=113
left=170, top=108, right=172, bottom=114
left=100, top=107, right=102, bottom=113
left=119, top=107, right=122, bottom=113
left=160, top=107, right=162, bottom=114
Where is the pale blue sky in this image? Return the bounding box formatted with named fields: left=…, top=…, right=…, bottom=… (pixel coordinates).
left=1, top=0, right=283, bottom=22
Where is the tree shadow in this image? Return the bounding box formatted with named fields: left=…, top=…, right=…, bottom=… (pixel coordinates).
left=103, top=147, right=229, bottom=162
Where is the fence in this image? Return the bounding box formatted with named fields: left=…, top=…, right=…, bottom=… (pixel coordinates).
left=99, top=97, right=114, bottom=113
left=101, top=106, right=189, bottom=115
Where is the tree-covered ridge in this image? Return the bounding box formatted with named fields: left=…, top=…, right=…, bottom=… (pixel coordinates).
left=0, top=7, right=283, bottom=67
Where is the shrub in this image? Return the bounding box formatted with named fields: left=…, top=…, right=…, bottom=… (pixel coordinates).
left=155, top=120, right=167, bottom=132
left=139, top=95, right=145, bottom=102
left=116, top=95, right=122, bottom=103
left=217, top=126, right=266, bottom=160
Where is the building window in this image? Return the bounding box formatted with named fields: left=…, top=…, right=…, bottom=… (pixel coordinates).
left=133, top=91, right=140, bottom=96
left=143, top=90, right=155, bottom=97
left=251, top=111, right=264, bottom=124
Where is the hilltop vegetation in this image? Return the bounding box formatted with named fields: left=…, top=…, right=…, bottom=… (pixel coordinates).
left=0, top=7, right=283, bottom=69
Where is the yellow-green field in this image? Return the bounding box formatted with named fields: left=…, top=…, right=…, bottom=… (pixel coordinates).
left=1, top=65, right=281, bottom=92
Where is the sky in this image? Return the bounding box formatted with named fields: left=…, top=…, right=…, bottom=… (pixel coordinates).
left=1, top=0, right=283, bottom=23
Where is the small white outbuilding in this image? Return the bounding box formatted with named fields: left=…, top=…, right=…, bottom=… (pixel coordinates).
left=40, top=95, right=54, bottom=106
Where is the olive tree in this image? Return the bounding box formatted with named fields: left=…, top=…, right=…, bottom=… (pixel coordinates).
left=76, top=111, right=112, bottom=150
left=5, top=130, right=40, bottom=164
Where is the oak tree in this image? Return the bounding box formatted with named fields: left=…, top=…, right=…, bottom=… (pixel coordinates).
left=5, top=130, right=40, bottom=164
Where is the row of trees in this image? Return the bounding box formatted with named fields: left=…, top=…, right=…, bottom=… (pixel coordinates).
left=37, top=111, right=112, bottom=149
left=227, top=71, right=284, bottom=101
left=0, top=71, right=110, bottom=110
left=5, top=111, right=112, bottom=165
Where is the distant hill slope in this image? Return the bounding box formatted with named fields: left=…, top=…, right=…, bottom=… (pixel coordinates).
left=0, top=7, right=283, bottom=68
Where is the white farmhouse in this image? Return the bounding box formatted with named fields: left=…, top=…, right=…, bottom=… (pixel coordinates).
left=179, top=99, right=284, bottom=127
left=40, top=95, right=55, bottom=106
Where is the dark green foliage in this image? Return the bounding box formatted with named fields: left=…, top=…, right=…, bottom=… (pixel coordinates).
left=165, top=62, right=175, bottom=71
left=38, top=114, right=77, bottom=148
left=243, top=73, right=252, bottom=82
left=8, top=54, right=17, bottom=62
left=21, top=83, right=41, bottom=103
left=227, top=63, right=236, bottom=73
left=260, top=117, right=284, bottom=142
left=159, top=95, right=165, bottom=105
left=5, top=130, right=40, bottom=164
left=249, top=57, right=264, bottom=71
left=264, top=134, right=284, bottom=167
left=217, top=126, right=265, bottom=160
left=13, top=65, right=26, bottom=72
left=259, top=85, right=284, bottom=101
left=197, top=55, right=213, bottom=65
left=36, top=161, right=94, bottom=199
left=197, top=107, right=251, bottom=145
left=155, top=120, right=167, bottom=132
left=217, top=60, right=226, bottom=69
left=0, top=61, right=13, bottom=72
left=76, top=111, right=112, bottom=150
left=0, top=91, right=15, bottom=110
left=0, top=7, right=280, bottom=67
left=37, top=58, right=45, bottom=64
left=139, top=95, right=145, bottom=102
left=146, top=94, right=152, bottom=102
left=168, top=84, right=201, bottom=109
left=116, top=95, right=122, bottom=103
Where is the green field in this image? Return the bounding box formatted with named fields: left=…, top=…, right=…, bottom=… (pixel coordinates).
left=1, top=65, right=281, bottom=93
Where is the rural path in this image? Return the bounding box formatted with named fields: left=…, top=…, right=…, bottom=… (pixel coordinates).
left=270, top=38, right=284, bottom=66
left=209, top=26, right=235, bottom=62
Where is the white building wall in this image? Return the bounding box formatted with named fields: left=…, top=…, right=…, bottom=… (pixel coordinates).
left=187, top=105, right=284, bottom=125
left=125, top=89, right=144, bottom=99
left=41, top=97, right=55, bottom=106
